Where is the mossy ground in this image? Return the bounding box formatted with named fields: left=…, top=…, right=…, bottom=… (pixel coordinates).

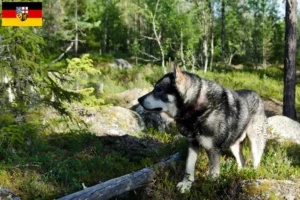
left=0, top=64, right=299, bottom=199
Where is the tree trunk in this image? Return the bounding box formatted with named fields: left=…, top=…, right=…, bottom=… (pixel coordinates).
left=203, top=36, right=208, bottom=73
left=13, top=65, right=25, bottom=123
left=283, top=0, right=297, bottom=120
left=209, top=1, right=214, bottom=72
left=210, top=34, right=214, bottom=72
left=152, top=0, right=166, bottom=74
left=138, top=0, right=141, bottom=36
left=180, top=29, right=187, bottom=71
left=240, top=0, right=247, bottom=59
left=47, top=2, right=51, bottom=48
left=124, top=0, right=129, bottom=51
left=75, top=0, right=79, bottom=91
left=95, top=82, right=104, bottom=98
left=262, top=41, right=267, bottom=69
left=189, top=50, right=196, bottom=73
left=104, top=0, right=109, bottom=53
left=58, top=153, right=180, bottom=200
left=134, top=6, right=138, bottom=66
left=253, top=40, right=259, bottom=69
left=4, top=74, right=14, bottom=103
left=228, top=53, right=235, bottom=66
left=75, top=0, right=78, bottom=57
left=221, top=0, right=225, bottom=64
left=202, top=0, right=208, bottom=73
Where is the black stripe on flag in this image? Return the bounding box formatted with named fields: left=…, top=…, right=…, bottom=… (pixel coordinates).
left=2, top=2, right=42, bottom=10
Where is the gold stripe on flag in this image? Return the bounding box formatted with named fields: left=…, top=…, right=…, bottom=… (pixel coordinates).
left=2, top=18, right=42, bottom=26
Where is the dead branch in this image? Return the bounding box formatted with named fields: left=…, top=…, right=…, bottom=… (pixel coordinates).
left=138, top=49, right=160, bottom=61
left=51, top=42, right=74, bottom=64
left=58, top=152, right=180, bottom=200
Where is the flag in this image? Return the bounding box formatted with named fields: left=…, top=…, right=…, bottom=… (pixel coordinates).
left=2, top=2, right=42, bottom=26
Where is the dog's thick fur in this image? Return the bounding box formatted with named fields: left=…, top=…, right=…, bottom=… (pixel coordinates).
left=138, top=65, right=266, bottom=193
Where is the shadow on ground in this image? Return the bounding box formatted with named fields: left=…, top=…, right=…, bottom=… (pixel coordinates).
left=0, top=129, right=183, bottom=200
left=287, top=143, right=300, bottom=167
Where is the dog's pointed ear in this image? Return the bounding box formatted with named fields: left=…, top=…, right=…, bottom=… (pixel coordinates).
left=174, top=61, right=184, bottom=81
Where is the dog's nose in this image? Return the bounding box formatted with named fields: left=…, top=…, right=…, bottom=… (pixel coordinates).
left=138, top=97, right=143, bottom=105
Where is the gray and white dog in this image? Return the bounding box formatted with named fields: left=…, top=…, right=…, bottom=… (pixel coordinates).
left=138, top=64, right=266, bottom=193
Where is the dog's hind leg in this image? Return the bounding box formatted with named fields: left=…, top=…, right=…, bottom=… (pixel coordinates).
left=177, top=140, right=199, bottom=193
left=230, top=131, right=247, bottom=170
left=247, top=113, right=266, bottom=169
left=230, top=140, right=245, bottom=170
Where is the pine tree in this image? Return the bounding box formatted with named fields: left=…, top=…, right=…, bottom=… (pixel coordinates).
left=0, top=27, right=80, bottom=122
left=283, top=0, right=297, bottom=120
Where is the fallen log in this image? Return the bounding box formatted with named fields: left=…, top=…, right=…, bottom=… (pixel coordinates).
left=58, top=152, right=180, bottom=200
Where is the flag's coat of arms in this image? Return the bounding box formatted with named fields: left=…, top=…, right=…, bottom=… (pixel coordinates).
left=2, top=2, right=42, bottom=26
left=16, top=7, right=29, bottom=21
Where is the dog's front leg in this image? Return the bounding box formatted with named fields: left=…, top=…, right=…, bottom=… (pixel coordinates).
left=177, top=141, right=199, bottom=193
left=206, top=148, right=221, bottom=177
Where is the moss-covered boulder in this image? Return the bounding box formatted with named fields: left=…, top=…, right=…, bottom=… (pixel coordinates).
left=112, top=88, right=149, bottom=109
left=82, top=106, right=145, bottom=136
left=238, top=179, right=300, bottom=200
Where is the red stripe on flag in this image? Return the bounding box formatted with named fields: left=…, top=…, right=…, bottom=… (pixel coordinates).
left=2, top=10, right=16, bottom=18
left=2, top=10, right=42, bottom=18
left=28, top=10, right=42, bottom=18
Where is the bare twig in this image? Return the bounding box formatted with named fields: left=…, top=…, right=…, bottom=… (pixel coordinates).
left=78, top=28, right=87, bottom=37
left=12, top=163, right=41, bottom=169
left=51, top=42, right=74, bottom=64
left=142, top=35, right=156, bottom=41
left=138, top=49, right=160, bottom=61
left=54, top=0, right=61, bottom=6
left=131, top=56, right=158, bottom=62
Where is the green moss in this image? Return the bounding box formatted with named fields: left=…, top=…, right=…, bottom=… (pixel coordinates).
left=243, top=182, right=273, bottom=197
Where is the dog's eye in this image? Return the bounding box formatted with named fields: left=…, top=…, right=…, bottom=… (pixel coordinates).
left=156, top=87, right=163, bottom=93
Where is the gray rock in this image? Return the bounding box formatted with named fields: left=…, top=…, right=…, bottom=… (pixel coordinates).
left=108, top=59, right=132, bottom=70
left=108, top=87, right=175, bottom=132
left=231, top=64, right=244, bottom=69
left=135, top=105, right=174, bottom=132
left=82, top=106, right=144, bottom=136
left=0, top=188, right=21, bottom=200
left=113, top=88, right=149, bottom=109
left=237, top=179, right=300, bottom=200
left=267, top=115, right=300, bottom=144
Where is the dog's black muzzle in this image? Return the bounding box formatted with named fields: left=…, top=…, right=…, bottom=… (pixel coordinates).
left=138, top=94, right=146, bottom=105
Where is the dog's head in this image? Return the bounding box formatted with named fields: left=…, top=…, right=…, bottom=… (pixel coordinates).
left=138, top=63, right=187, bottom=118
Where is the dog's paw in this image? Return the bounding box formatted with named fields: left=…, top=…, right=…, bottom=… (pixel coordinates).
left=176, top=180, right=192, bottom=193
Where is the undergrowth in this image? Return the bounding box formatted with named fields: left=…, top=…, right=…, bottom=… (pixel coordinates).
left=0, top=64, right=299, bottom=199
left=131, top=137, right=300, bottom=200
left=0, top=126, right=181, bottom=199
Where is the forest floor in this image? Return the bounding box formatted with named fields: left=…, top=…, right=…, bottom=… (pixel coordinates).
left=0, top=63, right=300, bottom=199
